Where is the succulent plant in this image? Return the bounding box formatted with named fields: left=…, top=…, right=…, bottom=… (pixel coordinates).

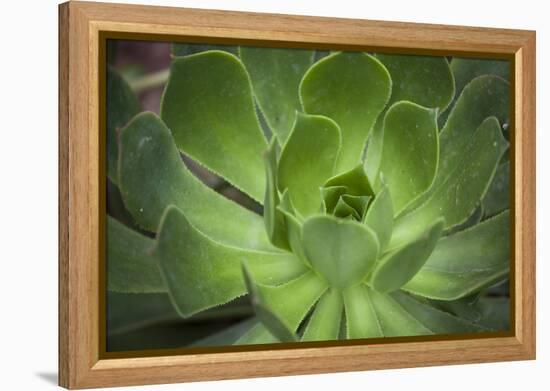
left=107, top=43, right=510, bottom=349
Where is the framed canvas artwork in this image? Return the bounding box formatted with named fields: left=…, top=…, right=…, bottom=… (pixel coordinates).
left=59, top=1, right=536, bottom=388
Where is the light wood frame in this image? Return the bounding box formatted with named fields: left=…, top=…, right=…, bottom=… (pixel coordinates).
left=59, top=1, right=536, bottom=389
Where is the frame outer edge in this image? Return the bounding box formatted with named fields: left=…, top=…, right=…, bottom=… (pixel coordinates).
left=521, top=31, right=536, bottom=358
left=58, top=2, right=71, bottom=388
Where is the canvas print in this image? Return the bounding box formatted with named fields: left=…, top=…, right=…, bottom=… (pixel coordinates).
left=106, top=40, right=510, bottom=352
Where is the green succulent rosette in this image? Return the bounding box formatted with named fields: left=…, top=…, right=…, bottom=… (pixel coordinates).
left=107, top=45, right=511, bottom=348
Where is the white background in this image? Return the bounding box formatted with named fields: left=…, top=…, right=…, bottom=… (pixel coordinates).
left=0, top=0, right=546, bottom=389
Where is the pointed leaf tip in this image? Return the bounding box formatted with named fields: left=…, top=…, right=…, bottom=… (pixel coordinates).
left=369, top=218, right=444, bottom=293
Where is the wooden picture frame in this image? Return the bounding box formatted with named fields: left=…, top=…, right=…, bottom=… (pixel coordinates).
left=59, top=1, right=536, bottom=389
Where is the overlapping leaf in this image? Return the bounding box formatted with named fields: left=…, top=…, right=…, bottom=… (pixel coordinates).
left=300, top=52, right=391, bottom=172
left=363, top=185, right=394, bottom=252
left=161, top=51, right=268, bottom=201
left=390, top=116, right=508, bottom=249
left=365, top=54, right=454, bottom=184
left=483, top=161, right=510, bottom=217
left=107, top=66, right=141, bottom=184
left=369, top=218, right=444, bottom=293
left=107, top=216, right=164, bottom=293
left=439, top=57, right=510, bottom=127
left=263, top=138, right=289, bottom=249
left=376, top=102, right=439, bottom=214
left=153, top=206, right=308, bottom=317
left=118, top=112, right=273, bottom=250
left=403, top=210, right=510, bottom=300
left=302, top=215, right=379, bottom=289
left=243, top=267, right=328, bottom=340
left=240, top=47, right=315, bottom=143
left=278, top=113, right=341, bottom=216
left=302, top=288, right=343, bottom=341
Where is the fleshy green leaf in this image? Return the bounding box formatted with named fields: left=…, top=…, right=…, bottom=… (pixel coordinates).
left=401, top=75, right=510, bottom=217
left=367, top=288, right=432, bottom=336
left=341, top=194, right=371, bottom=219
left=333, top=196, right=361, bottom=220
left=321, top=186, right=349, bottom=214
left=118, top=112, right=273, bottom=250
left=390, top=116, right=507, bottom=249
left=107, top=293, right=252, bottom=350
left=153, top=206, right=308, bottom=317
left=161, top=51, right=267, bottom=201
left=302, top=215, right=379, bottom=289
left=278, top=113, right=341, bottom=216
left=300, top=52, right=391, bottom=172
left=244, top=268, right=328, bottom=335
left=107, top=216, right=164, bottom=293
left=429, top=294, right=482, bottom=322
left=171, top=43, right=238, bottom=57
left=240, top=47, right=314, bottom=143
left=365, top=55, right=453, bottom=184
left=403, top=210, right=510, bottom=300
left=376, top=54, right=454, bottom=112
left=263, top=138, right=289, bottom=249
left=483, top=161, right=510, bottom=218
left=377, top=102, right=439, bottom=214
left=445, top=203, right=484, bottom=236
left=343, top=284, right=383, bottom=339
left=277, top=190, right=309, bottom=265
left=390, top=291, right=487, bottom=334
left=433, top=76, right=509, bottom=193
left=369, top=218, right=444, bottom=293
left=324, top=164, right=374, bottom=197
left=347, top=286, right=485, bottom=338
left=452, top=58, right=510, bottom=100
left=107, top=66, right=141, bottom=184
left=440, top=58, right=510, bottom=128
left=107, top=178, right=141, bottom=232
left=363, top=185, right=394, bottom=252
left=345, top=285, right=432, bottom=338
left=302, top=288, right=344, bottom=342
left=243, top=265, right=298, bottom=342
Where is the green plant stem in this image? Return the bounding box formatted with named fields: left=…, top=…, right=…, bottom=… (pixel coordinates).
left=129, top=69, right=170, bottom=93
